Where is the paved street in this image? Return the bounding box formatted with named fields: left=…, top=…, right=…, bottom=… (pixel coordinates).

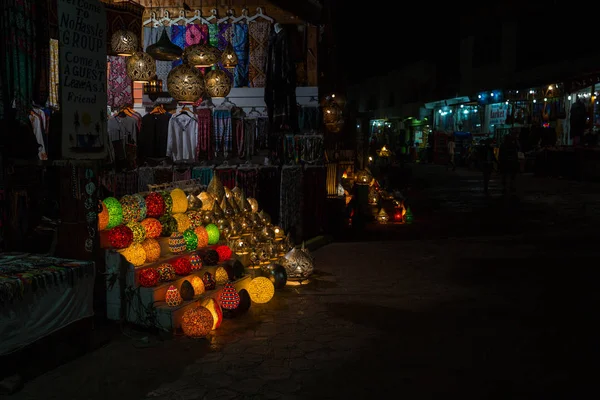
left=5, top=164, right=600, bottom=399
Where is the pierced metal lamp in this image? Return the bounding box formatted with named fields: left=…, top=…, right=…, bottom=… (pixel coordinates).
left=146, top=28, right=183, bottom=61
left=167, top=62, right=205, bottom=103
left=126, top=51, right=156, bottom=83
left=221, top=42, right=238, bottom=70
left=111, top=29, right=138, bottom=56
left=185, top=43, right=221, bottom=68
left=204, top=66, right=231, bottom=98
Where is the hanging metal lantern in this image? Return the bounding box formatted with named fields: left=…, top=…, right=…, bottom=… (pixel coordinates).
left=205, top=67, right=231, bottom=98
left=111, top=29, right=138, bottom=56
left=185, top=43, right=221, bottom=68
left=221, top=42, right=238, bottom=70
left=323, top=99, right=342, bottom=124
left=146, top=28, right=183, bottom=61
left=126, top=52, right=156, bottom=83
left=167, top=63, right=205, bottom=103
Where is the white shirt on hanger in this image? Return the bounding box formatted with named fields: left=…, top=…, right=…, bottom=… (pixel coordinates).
left=29, top=112, right=47, bottom=160
left=166, top=112, right=198, bottom=162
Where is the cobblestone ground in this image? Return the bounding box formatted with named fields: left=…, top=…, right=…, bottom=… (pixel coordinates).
left=6, top=165, right=599, bottom=399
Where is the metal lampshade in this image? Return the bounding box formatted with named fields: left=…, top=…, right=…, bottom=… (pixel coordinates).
left=185, top=43, right=221, bottom=68
left=204, top=67, right=231, bottom=98
left=146, top=28, right=183, bottom=61
left=126, top=52, right=156, bottom=83
left=111, top=29, right=138, bottom=56
left=355, top=169, right=373, bottom=185
left=221, top=42, right=238, bottom=69
left=167, top=63, right=205, bottom=103
left=323, top=99, right=342, bottom=124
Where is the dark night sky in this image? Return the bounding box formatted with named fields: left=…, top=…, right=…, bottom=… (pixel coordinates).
left=332, top=4, right=464, bottom=84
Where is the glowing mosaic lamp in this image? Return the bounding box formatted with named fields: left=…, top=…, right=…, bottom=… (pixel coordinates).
left=141, top=238, right=161, bottom=262
left=126, top=51, right=156, bottom=83
left=140, top=217, right=162, bottom=239
left=215, top=266, right=229, bottom=285
left=165, top=285, right=182, bottom=307
left=405, top=207, right=414, bottom=224
left=119, top=243, right=146, bottom=266
left=138, top=267, right=159, bottom=287
left=190, top=275, right=205, bottom=295
left=127, top=221, right=146, bottom=243
left=200, top=297, right=222, bottom=330
left=98, top=201, right=109, bottom=231
left=173, top=213, right=192, bottom=232
left=183, top=228, right=198, bottom=251
left=215, top=245, right=233, bottom=262
left=111, top=29, right=138, bottom=56
left=160, top=191, right=173, bottom=214
left=108, top=225, right=133, bottom=249
left=194, top=226, right=209, bottom=249
left=173, top=257, right=192, bottom=275
left=247, top=277, right=275, bottom=304
left=170, top=188, right=188, bottom=213
left=169, top=231, right=187, bottom=254
left=189, top=254, right=203, bottom=271
left=181, top=306, right=213, bottom=338
left=205, top=223, right=220, bottom=245
left=103, top=197, right=123, bottom=229
left=145, top=192, right=166, bottom=218
left=217, top=282, right=240, bottom=310
left=157, top=263, right=176, bottom=281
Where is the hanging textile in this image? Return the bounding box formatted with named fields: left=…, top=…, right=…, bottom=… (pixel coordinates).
left=139, top=112, right=171, bottom=160
left=47, top=39, right=59, bottom=110
left=280, top=166, right=302, bottom=233
left=248, top=21, right=271, bottom=88
left=196, top=108, right=213, bottom=160
left=144, top=27, right=172, bottom=91
left=233, top=117, right=245, bottom=158
left=186, top=23, right=208, bottom=46
left=302, top=166, right=326, bottom=239
left=173, top=167, right=191, bottom=182
left=33, top=0, right=50, bottom=107
left=107, top=56, right=133, bottom=109
left=233, top=23, right=249, bottom=88
left=236, top=168, right=258, bottom=199
left=191, top=166, right=213, bottom=187
left=0, top=0, right=37, bottom=122
left=213, top=109, right=233, bottom=157
left=244, top=118, right=257, bottom=158
left=171, top=25, right=186, bottom=67
left=298, top=106, right=320, bottom=133
left=256, top=117, right=269, bottom=150
left=217, top=23, right=234, bottom=82
left=154, top=166, right=173, bottom=185
left=264, top=25, right=298, bottom=132
left=138, top=166, right=155, bottom=192
left=215, top=167, right=236, bottom=189
left=299, top=135, right=324, bottom=164
left=208, top=24, right=218, bottom=47
left=257, top=166, right=280, bottom=225
left=191, top=166, right=214, bottom=187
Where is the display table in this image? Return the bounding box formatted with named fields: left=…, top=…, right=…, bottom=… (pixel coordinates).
left=0, top=253, right=95, bottom=355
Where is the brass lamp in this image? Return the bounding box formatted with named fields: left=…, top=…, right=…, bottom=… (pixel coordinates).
left=323, top=98, right=342, bottom=124
left=167, top=62, right=205, bottom=103
left=126, top=52, right=156, bottom=83
left=111, top=29, right=138, bottom=56
left=185, top=43, right=221, bottom=68
left=146, top=28, right=183, bottom=61
left=204, top=67, right=231, bottom=98
left=355, top=169, right=373, bottom=185
left=221, top=42, right=238, bottom=70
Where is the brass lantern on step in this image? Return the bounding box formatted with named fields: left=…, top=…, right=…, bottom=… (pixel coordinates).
left=205, top=66, right=232, bottom=98
left=167, top=62, right=205, bottom=103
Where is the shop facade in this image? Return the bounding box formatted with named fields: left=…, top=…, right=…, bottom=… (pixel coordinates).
left=0, top=0, right=327, bottom=361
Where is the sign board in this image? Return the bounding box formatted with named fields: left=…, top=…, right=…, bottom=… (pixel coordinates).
left=488, top=103, right=509, bottom=126
left=58, top=0, right=107, bottom=159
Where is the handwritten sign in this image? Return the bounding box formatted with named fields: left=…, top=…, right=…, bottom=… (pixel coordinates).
left=58, top=0, right=107, bottom=159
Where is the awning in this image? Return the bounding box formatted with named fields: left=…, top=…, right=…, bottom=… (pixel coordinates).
left=424, top=96, right=471, bottom=109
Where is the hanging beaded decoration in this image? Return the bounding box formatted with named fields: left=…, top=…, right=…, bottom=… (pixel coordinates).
left=83, top=168, right=98, bottom=253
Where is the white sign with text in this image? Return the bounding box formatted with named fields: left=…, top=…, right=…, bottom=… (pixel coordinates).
left=58, top=0, right=107, bottom=159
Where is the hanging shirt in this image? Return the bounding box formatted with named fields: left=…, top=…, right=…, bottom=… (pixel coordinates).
left=107, top=115, right=138, bottom=144
left=139, top=112, right=171, bottom=159
left=166, top=112, right=198, bottom=162
left=29, top=112, right=47, bottom=160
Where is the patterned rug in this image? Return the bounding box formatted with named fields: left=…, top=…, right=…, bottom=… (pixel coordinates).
left=0, top=253, right=94, bottom=305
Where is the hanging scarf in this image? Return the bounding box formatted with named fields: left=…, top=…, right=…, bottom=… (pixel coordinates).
left=107, top=56, right=133, bottom=109
left=244, top=118, right=257, bottom=159
left=234, top=117, right=245, bottom=158
left=236, top=168, right=258, bottom=199
left=138, top=166, right=155, bottom=192
left=213, top=109, right=233, bottom=157
left=248, top=21, right=271, bottom=88
left=215, top=167, right=236, bottom=189
left=191, top=166, right=213, bottom=187
left=279, top=166, right=302, bottom=232
left=197, top=108, right=212, bottom=160
left=171, top=25, right=186, bottom=68
left=233, top=23, right=249, bottom=87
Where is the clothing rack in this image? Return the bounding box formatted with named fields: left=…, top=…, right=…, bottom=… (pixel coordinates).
left=147, top=177, right=204, bottom=193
